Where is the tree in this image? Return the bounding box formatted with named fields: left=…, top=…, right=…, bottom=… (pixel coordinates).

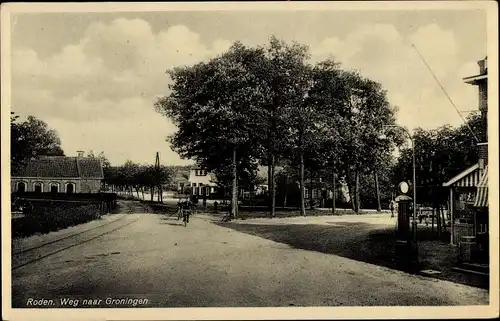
left=156, top=42, right=267, bottom=217
left=334, top=72, right=400, bottom=212
left=393, top=114, right=486, bottom=236
left=11, top=114, right=65, bottom=174
left=306, top=60, right=352, bottom=213
left=257, top=37, right=312, bottom=217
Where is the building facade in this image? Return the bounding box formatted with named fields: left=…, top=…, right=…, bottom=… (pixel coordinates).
left=11, top=152, right=104, bottom=194
left=443, top=56, right=488, bottom=264
left=175, top=166, right=217, bottom=197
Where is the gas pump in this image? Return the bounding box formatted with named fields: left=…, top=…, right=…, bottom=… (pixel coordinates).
left=394, top=181, right=419, bottom=271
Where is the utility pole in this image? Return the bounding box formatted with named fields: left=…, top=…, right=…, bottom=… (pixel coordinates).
left=155, top=152, right=162, bottom=203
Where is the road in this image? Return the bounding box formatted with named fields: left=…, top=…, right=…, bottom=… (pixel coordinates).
left=12, top=209, right=489, bottom=307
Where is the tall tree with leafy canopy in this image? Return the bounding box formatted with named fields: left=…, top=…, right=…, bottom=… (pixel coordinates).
left=11, top=113, right=65, bottom=174
left=306, top=60, right=353, bottom=213
left=336, top=72, right=400, bottom=212
left=155, top=42, right=267, bottom=217
left=256, top=37, right=313, bottom=217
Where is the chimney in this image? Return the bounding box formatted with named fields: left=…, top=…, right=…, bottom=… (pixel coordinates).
left=77, top=151, right=85, bottom=158
left=478, top=57, right=487, bottom=74
left=478, top=143, right=488, bottom=169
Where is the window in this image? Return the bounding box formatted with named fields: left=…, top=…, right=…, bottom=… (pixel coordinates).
left=17, top=182, right=26, bottom=193
left=192, top=183, right=197, bottom=187
left=195, top=170, right=206, bottom=176
left=304, top=188, right=309, bottom=198
left=33, top=182, right=43, bottom=193
left=50, top=183, right=59, bottom=193
left=66, top=183, right=75, bottom=194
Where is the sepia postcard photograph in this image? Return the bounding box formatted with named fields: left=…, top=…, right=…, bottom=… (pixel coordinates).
left=1, top=1, right=499, bottom=320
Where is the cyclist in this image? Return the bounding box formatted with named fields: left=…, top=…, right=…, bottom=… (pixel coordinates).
left=182, top=198, right=192, bottom=226
left=176, top=198, right=184, bottom=220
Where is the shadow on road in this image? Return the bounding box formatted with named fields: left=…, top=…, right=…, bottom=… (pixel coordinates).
left=159, top=215, right=179, bottom=221
left=161, top=222, right=185, bottom=227
left=215, top=221, right=488, bottom=289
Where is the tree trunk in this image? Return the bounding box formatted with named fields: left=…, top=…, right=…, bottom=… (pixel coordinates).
left=431, top=207, right=435, bottom=235
left=135, top=186, right=140, bottom=199
left=374, top=171, right=381, bottom=212
left=354, top=170, right=360, bottom=213
left=299, top=153, right=306, bottom=216
left=268, top=163, right=272, bottom=211
left=284, top=181, right=288, bottom=208
left=331, top=169, right=336, bottom=214
left=231, top=148, right=238, bottom=218
left=440, top=205, right=446, bottom=233
left=309, top=170, right=313, bottom=210
left=270, top=154, right=276, bottom=218
left=249, top=188, right=254, bottom=209
left=435, top=204, right=441, bottom=237
left=141, top=188, right=145, bottom=200
left=347, top=177, right=355, bottom=211
left=150, top=186, right=154, bottom=202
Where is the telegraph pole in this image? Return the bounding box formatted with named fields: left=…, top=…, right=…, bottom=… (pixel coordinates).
left=155, top=152, right=162, bottom=203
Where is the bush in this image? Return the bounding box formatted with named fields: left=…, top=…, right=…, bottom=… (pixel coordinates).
left=12, top=204, right=101, bottom=238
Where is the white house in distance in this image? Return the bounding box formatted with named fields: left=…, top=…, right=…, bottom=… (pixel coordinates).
left=175, top=165, right=217, bottom=197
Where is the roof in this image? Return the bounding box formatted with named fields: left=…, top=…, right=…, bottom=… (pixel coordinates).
left=442, top=164, right=481, bottom=187
left=474, top=165, right=488, bottom=207
left=13, top=156, right=103, bottom=179
left=175, top=170, right=190, bottom=183
left=463, top=74, right=487, bottom=85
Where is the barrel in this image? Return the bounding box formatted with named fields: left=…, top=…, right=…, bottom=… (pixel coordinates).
left=460, top=236, right=477, bottom=263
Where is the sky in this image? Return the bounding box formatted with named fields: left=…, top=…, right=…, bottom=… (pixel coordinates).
left=8, top=7, right=488, bottom=166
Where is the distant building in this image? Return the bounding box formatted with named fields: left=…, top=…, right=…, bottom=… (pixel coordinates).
left=175, top=165, right=218, bottom=197
left=11, top=151, right=104, bottom=194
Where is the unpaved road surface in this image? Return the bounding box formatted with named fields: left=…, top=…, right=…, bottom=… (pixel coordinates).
left=12, top=212, right=489, bottom=307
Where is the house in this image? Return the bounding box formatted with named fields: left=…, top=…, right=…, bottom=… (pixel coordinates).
left=175, top=165, right=218, bottom=197
left=11, top=151, right=104, bottom=194
left=443, top=56, right=489, bottom=264
left=239, top=166, right=270, bottom=199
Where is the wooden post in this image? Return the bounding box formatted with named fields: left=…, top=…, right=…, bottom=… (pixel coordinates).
left=450, top=188, right=455, bottom=245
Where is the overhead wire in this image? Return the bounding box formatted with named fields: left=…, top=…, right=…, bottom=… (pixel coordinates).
left=411, top=43, right=480, bottom=143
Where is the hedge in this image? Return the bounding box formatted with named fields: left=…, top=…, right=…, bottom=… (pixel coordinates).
left=12, top=204, right=101, bottom=238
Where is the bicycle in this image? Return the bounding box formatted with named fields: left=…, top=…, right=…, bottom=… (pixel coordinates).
left=183, top=208, right=191, bottom=227
left=220, top=205, right=233, bottom=222
left=176, top=206, right=183, bottom=220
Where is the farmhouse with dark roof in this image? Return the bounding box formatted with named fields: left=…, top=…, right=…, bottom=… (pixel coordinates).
left=11, top=151, right=104, bottom=194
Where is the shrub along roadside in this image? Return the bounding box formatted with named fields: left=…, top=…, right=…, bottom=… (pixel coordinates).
left=12, top=204, right=101, bottom=238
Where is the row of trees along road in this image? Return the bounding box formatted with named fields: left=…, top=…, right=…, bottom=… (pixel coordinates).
left=156, top=37, right=403, bottom=217
left=102, top=160, right=174, bottom=202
